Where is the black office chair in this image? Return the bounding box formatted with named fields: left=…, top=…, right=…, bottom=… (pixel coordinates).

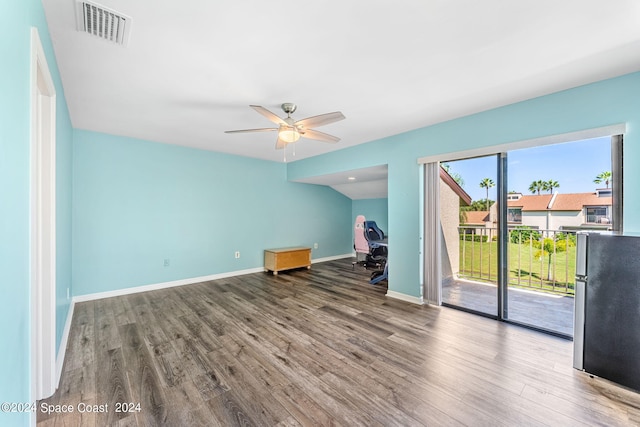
left=363, top=221, right=388, bottom=284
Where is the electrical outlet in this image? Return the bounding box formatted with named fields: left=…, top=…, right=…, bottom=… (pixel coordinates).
left=313, top=243, right=318, bottom=249
left=164, top=258, right=170, bottom=267
left=235, top=251, right=240, bottom=259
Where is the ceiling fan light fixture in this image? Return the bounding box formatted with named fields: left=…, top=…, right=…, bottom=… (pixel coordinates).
left=226, top=104, right=345, bottom=150
left=278, top=125, right=300, bottom=143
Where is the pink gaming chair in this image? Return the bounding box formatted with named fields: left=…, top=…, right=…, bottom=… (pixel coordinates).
left=353, top=215, right=369, bottom=265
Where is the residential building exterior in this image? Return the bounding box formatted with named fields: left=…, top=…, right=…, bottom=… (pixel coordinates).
left=507, top=189, right=612, bottom=230
left=461, top=189, right=612, bottom=232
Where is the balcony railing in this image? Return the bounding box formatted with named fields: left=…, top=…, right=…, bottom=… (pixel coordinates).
left=458, top=226, right=577, bottom=295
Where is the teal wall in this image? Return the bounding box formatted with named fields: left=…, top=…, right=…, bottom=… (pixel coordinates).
left=72, top=130, right=352, bottom=296
left=289, top=72, right=640, bottom=299
left=0, top=0, right=73, bottom=426
left=352, top=198, right=389, bottom=235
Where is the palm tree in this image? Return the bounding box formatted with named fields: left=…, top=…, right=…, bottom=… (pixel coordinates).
left=528, top=180, right=545, bottom=195
left=479, top=178, right=495, bottom=212
left=594, top=171, right=612, bottom=189
left=546, top=179, right=560, bottom=194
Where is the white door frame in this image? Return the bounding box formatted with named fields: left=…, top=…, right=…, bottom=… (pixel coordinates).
left=30, top=27, right=57, bottom=402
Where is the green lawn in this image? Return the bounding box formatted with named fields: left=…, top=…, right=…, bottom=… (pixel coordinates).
left=459, top=239, right=576, bottom=295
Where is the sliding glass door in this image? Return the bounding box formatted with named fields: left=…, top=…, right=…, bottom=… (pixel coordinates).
left=440, top=155, right=499, bottom=317
left=430, top=135, right=621, bottom=338
left=504, top=137, right=615, bottom=336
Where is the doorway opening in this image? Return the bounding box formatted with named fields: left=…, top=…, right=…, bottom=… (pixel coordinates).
left=30, top=27, right=57, bottom=401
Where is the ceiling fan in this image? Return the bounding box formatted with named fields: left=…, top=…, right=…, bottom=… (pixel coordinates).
left=225, top=103, right=345, bottom=149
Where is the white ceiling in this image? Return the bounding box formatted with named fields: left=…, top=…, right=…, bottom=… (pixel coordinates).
left=42, top=0, right=640, bottom=195
left=291, top=165, right=388, bottom=200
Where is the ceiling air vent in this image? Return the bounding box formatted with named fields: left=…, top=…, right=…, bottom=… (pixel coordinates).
left=75, top=1, right=132, bottom=46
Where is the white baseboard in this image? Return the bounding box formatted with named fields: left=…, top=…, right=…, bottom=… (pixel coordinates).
left=386, top=290, right=424, bottom=305
left=73, top=267, right=266, bottom=303
left=312, top=253, right=353, bottom=263
left=56, top=300, right=75, bottom=388
left=73, top=254, right=354, bottom=304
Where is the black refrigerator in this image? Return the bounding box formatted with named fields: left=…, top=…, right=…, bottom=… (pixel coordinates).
left=573, top=232, right=640, bottom=391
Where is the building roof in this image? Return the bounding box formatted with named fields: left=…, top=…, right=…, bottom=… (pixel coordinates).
left=551, top=193, right=612, bottom=210
left=508, top=194, right=553, bottom=211
left=463, top=211, right=490, bottom=224
left=440, top=168, right=472, bottom=206
left=508, top=192, right=611, bottom=211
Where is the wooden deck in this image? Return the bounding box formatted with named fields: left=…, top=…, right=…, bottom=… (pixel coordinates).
left=442, top=277, right=575, bottom=336
left=38, top=258, right=639, bottom=426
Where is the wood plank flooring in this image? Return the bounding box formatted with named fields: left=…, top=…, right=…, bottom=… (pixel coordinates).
left=38, top=259, right=640, bottom=426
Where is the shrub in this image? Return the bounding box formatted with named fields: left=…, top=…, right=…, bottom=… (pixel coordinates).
left=509, top=226, right=541, bottom=244
left=461, top=234, right=488, bottom=242
left=554, top=232, right=576, bottom=246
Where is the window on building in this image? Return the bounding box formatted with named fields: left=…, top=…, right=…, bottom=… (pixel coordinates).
left=585, top=206, right=610, bottom=224
left=596, top=188, right=612, bottom=197
left=508, top=207, right=522, bottom=223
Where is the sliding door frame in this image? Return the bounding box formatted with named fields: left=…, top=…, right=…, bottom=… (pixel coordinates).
left=611, top=135, right=624, bottom=232
left=497, top=152, right=508, bottom=320
left=421, top=125, right=625, bottom=337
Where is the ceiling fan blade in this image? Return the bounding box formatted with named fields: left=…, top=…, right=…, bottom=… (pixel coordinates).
left=224, top=128, right=277, bottom=134
left=301, top=128, right=341, bottom=143
left=250, top=105, right=286, bottom=125
left=275, top=136, right=288, bottom=150
left=295, top=111, right=345, bottom=129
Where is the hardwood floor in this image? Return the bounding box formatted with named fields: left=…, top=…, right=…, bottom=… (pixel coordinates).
left=38, top=259, right=640, bottom=426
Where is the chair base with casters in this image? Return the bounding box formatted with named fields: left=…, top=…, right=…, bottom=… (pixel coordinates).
left=367, top=239, right=388, bottom=285
left=370, top=262, right=388, bottom=285
left=352, top=251, right=368, bottom=270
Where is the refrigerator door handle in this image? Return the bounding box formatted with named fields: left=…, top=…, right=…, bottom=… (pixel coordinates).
left=573, top=280, right=586, bottom=370
left=575, top=233, right=588, bottom=277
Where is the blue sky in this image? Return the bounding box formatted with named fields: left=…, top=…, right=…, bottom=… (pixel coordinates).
left=443, top=136, right=612, bottom=202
